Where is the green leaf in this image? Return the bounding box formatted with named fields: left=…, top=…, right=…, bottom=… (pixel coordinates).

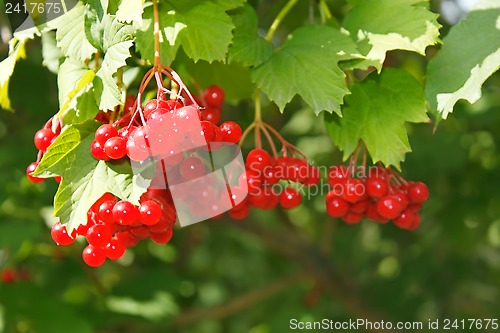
left=343, top=0, right=441, bottom=70
left=251, top=25, right=359, bottom=115
left=56, top=58, right=95, bottom=122
left=228, top=5, right=273, bottom=67
left=85, top=14, right=135, bottom=110
left=46, top=2, right=97, bottom=62
left=213, top=0, right=245, bottom=10
left=135, top=0, right=235, bottom=65
left=94, top=39, right=134, bottom=110
left=324, top=69, right=429, bottom=168
left=41, top=31, right=62, bottom=74
left=74, top=88, right=100, bottom=123
left=425, top=1, right=500, bottom=120
left=116, top=0, right=144, bottom=24
left=33, top=120, right=150, bottom=231
left=0, top=39, right=26, bottom=110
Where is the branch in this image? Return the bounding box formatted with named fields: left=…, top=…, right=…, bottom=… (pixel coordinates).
left=170, top=272, right=308, bottom=327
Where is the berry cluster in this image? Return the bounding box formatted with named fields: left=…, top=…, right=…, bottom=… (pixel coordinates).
left=26, top=119, right=62, bottom=183
left=229, top=148, right=320, bottom=219
left=50, top=189, right=176, bottom=267
left=325, top=166, right=429, bottom=229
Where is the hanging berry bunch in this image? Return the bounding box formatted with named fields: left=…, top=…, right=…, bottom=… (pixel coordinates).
left=325, top=146, right=429, bottom=230
left=28, top=59, right=247, bottom=267
left=230, top=92, right=320, bottom=220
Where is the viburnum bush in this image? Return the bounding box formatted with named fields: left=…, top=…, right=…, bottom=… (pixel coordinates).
left=1, top=0, right=499, bottom=270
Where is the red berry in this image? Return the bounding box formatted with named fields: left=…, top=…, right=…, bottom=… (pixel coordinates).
left=86, top=224, right=112, bottom=247
left=327, top=165, right=350, bottom=187
left=239, top=170, right=262, bottom=195
left=82, top=245, right=106, bottom=267
left=279, top=188, right=302, bottom=209
left=126, top=139, right=150, bottom=161
left=115, top=231, right=139, bottom=247
left=394, top=210, right=414, bottom=229
left=230, top=186, right=248, bottom=208
left=175, top=105, right=200, bottom=129
left=229, top=203, right=250, bottom=220
left=104, top=137, right=127, bottom=159
left=203, top=85, right=225, bottom=107
left=95, top=124, right=118, bottom=145
left=393, top=191, right=410, bottom=211
left=342, top=212, right=363, bottom=224
left=34, top=128, right=57, bottom=152
left=303, top=166, right=320, bottom=186
left=408, top=182, right=429, bottom=203
left=144, top=99, right=170, bottom=119
left=262, top=166, right=279, bottom=185
left=98, top=200, right=116, bottom=224
left=376, top=195, right=403, bottom=220
left=180, top=156, right=206, bottom=181
left=200, top=121, right=216, bottom=142
left=351, top=199, right=370, bottom=214
left=325, top=195, right=349, bottom=218
left=91, top=140, right=110, bottom=161
left=165, top=100, right=183, bottom=111
left=1, top=269, right=17, bottom=283
left=105, top=239, right=126, bottom=260
left=366, top=203, right=390, bottom=223
left=26, top=162, right=45, bottom=183
left=112, top=201, right=139, bottom=225
left=246, top=149, right=271, bottom=172
left=201, top=107, right=221, bottom=125
left=150, top=228, right=173, bottom=244
left=341, top=178, right=366, bottom=203
left=368, top=166, right=387, bottom=179
left=219, top=121, right=242, bottom=144
left=51, top=222, right=75, bottom=246
left=409, top=213, right=421, bottom=230
left=139, top=200, right=162, bottom=225
left=366, top=177, right=389, bottom=199
left=118, top=126, right=137, bottom=140
left=130, top=226, right=150, bottom=239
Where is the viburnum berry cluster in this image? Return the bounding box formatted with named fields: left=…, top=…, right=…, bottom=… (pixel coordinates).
left=326, top=163, right=429, bottom=230
left=29, top=63, right=247, bottom=267
left=50, top=189, right=176, bottom=267
left=230, top=114, right=320, bottom=219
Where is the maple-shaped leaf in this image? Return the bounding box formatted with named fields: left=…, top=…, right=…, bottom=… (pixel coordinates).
left=228, top=4, right=273, bottom=67
left=33, top=120, right=151, bottom=232
left=251, top=25, right=360, bottom=115
left=343, top=0, right=441, bottom=71
left=426, top=1, right=500, bottom=120
left=325, top=69, right=429, bottom=169
left=135, top=0, right=237, bottom=65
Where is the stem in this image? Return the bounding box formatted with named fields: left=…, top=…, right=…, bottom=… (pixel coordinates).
left=265, top=0, right=298, bottom=42
left=260, top=126, right=279, bottom=158
left=319, top=0, right=333, bottom=22
left=152, top=0, right=161, bottom=68
left=254, top=89, right=262, bottom=122
left=239, top=123, right=257, bottom=148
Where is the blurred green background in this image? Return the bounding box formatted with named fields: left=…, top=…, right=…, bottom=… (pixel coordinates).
left=1, top=0, right=499, bottom=332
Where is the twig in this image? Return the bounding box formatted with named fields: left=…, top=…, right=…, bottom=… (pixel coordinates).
left=170, top=272, right=308, bottom=327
